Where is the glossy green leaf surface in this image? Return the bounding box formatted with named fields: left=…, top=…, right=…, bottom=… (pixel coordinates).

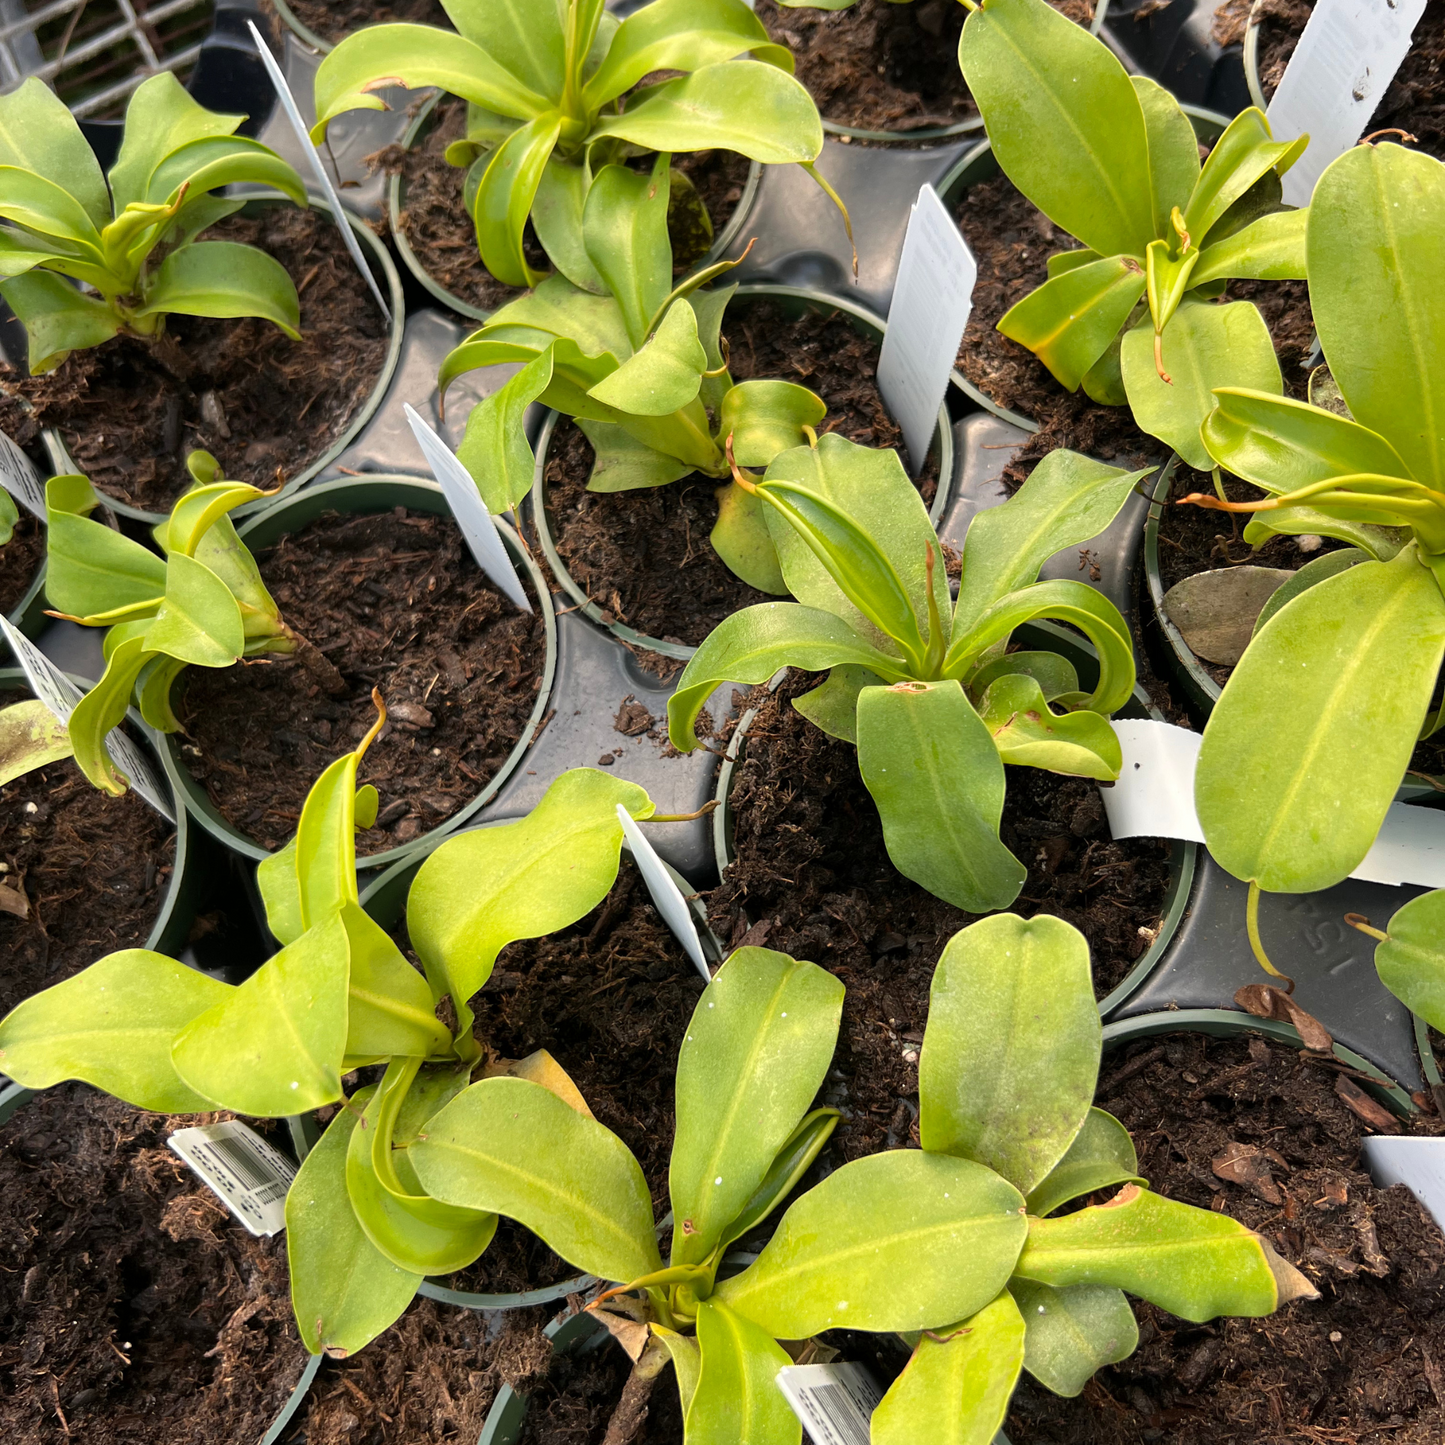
left=532, top=158, right=603, bottom=293
left=1183, top=107, right=1304, bottom=244
left=710, top=479, right=787, bottom=593
left=0, top=165, right=103, bottom=254
left=715, top=1150, right=1027, bottom=1338
left=1190, top=207, right=1308, bottom=287
left=341, top=904, right=452, bottom=1062
left=65, top=635, right=149, bottom=796
left=977, top=673, right=1122, bottom=778
left=1374, top=889, right=1445, bottom=1032
left=1196, top=546, right=1445, bottom=892
left=687, top=1300, right=799, bottom=1445
left=472, top=111, right=562, bottom=289
left=583, top=158, right=672, bottom=353
left=1253, top=547, right=1368, bottom=638
left=716, top=1108, right=841, bottom=1255
left=135, top=241, right=301, bottom=337
left=144, top=552, right=244, bottom=666
left=721, top=381, right=826, bottom=469
left=669, top=947, right=843, bottom=1266
left=920, top=913, right=1100, bottom=1194
left=1009, top=1279, right=1138, bottom=1396
left=0, top=949, right=225, bottom=1111
left=857, top=680, right=1027, bottom=913
left=791, top=663, right=878, bottom=743
left=456, top=345, right=556, bottom=512
left=1025, top=1108, right=1144, bottom=1219
left=411, top=1075, right=662, bottom=1285
left=872, top=1292, right=1025, bottom=1445
left=2, top=268, right=120, bottom=371
left=1132, top=77, right=1199, bottom=236
left=0, top=77, right=111, bottom=228
left=108, top=71, right=242, bottom=212
left=653, top=1324, right=701, bottom=1419
left=587, top=297, right=706, bottom=415
left=44, top=473, right=167, bottom=618
left=579, top=417, right=693, bottom=493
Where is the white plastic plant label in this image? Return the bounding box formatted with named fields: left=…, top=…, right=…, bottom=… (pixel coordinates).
left=403, top=403, right=534, bottom=613
left=1266, top=0, right=1430, bottom=207
left=1100, top=718, right=1445, bottom=888
left=246, top=19, right=393, bottom=322
left=615, top=803, right=711, bottom=983
left=1362, top=1136, right=1445, bottom=1233
left=878, top=184, right=976, bottom=478
left=0, top=428, right=45, bottom=519
left=169, top=1120, right=297, bottom=1237
left=0, top=613, right=176, bottom=823
left=775, top=1361, right=883, bottom=1445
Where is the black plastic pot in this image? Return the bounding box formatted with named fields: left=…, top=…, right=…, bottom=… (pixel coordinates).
left=479, top=1306, right=609, bottom=1445
left=709, top=621, right=1199, bottom=1020
left=1098, top=0, right=1252, bottom=115
left=39, top=193, right=406, bottom=528
left=156, top=475, right=558, bottom=874
left=528, top=283, right=957, bottom=663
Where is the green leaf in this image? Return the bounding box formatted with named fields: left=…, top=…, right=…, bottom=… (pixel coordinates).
left=1190, top=207, right=1308, bottom=287
left=710, top=479, right=788, bottom=592
left=687, top=1300, right=800, bottom=1445
left=0, top=166, right=104, bottom=257
left=532, top=157, right=604, bottom=293
left=857, top=680, right=1027, bottom=913
left=583, top=156, right=673, bottom=353
left=715, top=1149, right=1027, bottom=1337
left=920, top=913, right=1100, bottom=1195
left=144, top=551, right=244, bottom=667
left=0, top=949, right=226, bottom=1111
left=294, top=730, right=380, bottom=932
left=1009, top=1279, right=1138, bottom=1396
left=156, top=478, right=272, bottom=558
left=997, top=254, right=1147, bottom=393
left=715, top=1108, right=841, bottom=1256
left=109, top=71, right=242, bottom=212
left=286, top=1092, right=423, bottom=1358
left=720, top=381, right=826, bottom=469
left=1013, top=1186, right=1293, bottom=1321
left=1252, top=548, right=1369, bottom=638
left=1241, top=509, right=1405, bottom=561
left=170, top=910, right=350, bottom=1116
left=652, top=1324, right=701, bottom=1418
left=135, top=241, right=301, bottom=337
left=66, top=635, right=151, bottom=796
left=406, top=768, right=651, bottom=1016
left=1120, top=300, right=1281, bottom=470
left=411, top=1075, right=662, bottom=1285
left=977, top=674, right=1122, bottom=779
left=0, top=77, right=110, bottom=229
left=472, top=110, right=563, bottom=290
left=1132, top=77, right=1200, bottom=238
left=576, top=416, right=693, bottom=493
left=969, top=651, right=1080, bottom=703
left=0, top=699, right=72, bottom=786
left=1372, top=889, right=1445, bottom=1032
left=592, top=62, right=822, bottom=165
left=44, top=473, right=167, bottom=619
left=312, top=24, right=550, bottom=140
left=136, top=653, right=188, bottom=733
left=669, top=947, right=843, bottom=1267
left=1196, top=545, right=1445, bottom=892
left=1, top=269, right=119, bottom=372
left=143, top=134, right=306, bottom=213
left=953, top=450, right=1149, bottom=635
left=456, top=346, right=556, bottom=512
left=1184, top=107, right=1306, bottom=247
left=958, top=0, right=1155, bottom=259
left=587, top=298, right=706, bottom=416
left=341, top=903, right=453, bottom=1062
left=872, top=1292, right=1025, bottom=1445
left=258, top=841, right=304, bottom=948
left=442, top=0, right=565, bottom=95
left=666, top=602, right=911, bottom=752
left=1025, top=1109, right=1145, bottom=1219
left=791, top=663, right=880, bottom=744
left=472, top=270, right=634, bottom=360
left=1308, top=142, right=1445, bottom=488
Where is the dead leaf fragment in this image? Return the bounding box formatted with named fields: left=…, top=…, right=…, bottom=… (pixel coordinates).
left=592, top=1308, right=651, bottom=1363
left=1211, top=1142, right=1284, bottom=1204
left=1162, top=566, right=1296, bottom=664
left=1334, top=1075, right=1396, bottom=1132
left=0, top=879, right=28, bottom=918
left=1234, top=984, right=1334, bottom=1053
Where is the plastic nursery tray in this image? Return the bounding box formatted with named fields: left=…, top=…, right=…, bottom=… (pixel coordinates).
left=1097, top=0, right=1251, bottom=116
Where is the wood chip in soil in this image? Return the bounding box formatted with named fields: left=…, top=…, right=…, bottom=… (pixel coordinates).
left=177, top=507, right=544, bottom=856
left=1006, top=1032, right=1445, bottom=1443
left=0, top=710, right=175, bottom=1018
left=706, top=671, right=1175, bottom=1164
left=0, top=207, right=389, bottom=514
left=377, top=95, right=751, bottom=314
left=0, top=512, right=44, bottom=616
left=541, top=296, right=941, bottom=648
left=264, top=0, right=447, bottom=46
left=0, top=1085, right=307, bottom=1445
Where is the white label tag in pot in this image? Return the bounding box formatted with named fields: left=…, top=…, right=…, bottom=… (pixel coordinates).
left=170, top=1120, right=297, bottom=1237
left=776, top=1361, right=882, bottom=1445
left=1101, top=718, right=1445, bottom=888
left=0, top=429, right=45, bottom=519
left=246, top=19, right=393, bottom=323
left=0, top=614, right=176, bottom=824
left=615, top=803, right=711, bottom=983
left=1362, top=1136, right=1445, bottom=1233
left=877, top=184, right=975, bottom=478
left=403, top=403, right=534, bottom=614
left=1266, top=0, right=1429, bottom=208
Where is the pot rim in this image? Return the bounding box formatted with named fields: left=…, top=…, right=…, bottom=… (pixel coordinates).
left=389, top=90, right=764, bottom=323
left=268, top=0, right=332, bottom=54
left=1243, top=0, right=1270, bottom=112
left=42, top=190, right=406, bottom=526
left=526, top=281, right=958, bottom=661
left=156, top=474, right=559, bottom=872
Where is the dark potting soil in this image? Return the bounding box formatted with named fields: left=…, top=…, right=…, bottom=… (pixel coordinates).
left=519, top=1338, right=686, bottom=1445
left=0, top=1085, right=307, bottom=1445
left=266, top=0, right=448, bottom=45
left=0, top=705, right=175, bottom=1019
left=1251, top=0, right=1445, bottom=161
left=1006, top=1033, right=1445, bottom=1444
left=0, top=207, right=389, bottom=514
left=0, top=512, right=44, bottom=616
left=542, top=298, right=941, bottom=648
left=176, top=508, right=544, bottom=856
left=707, top=671, right=1175, bottom=1165
left=381, top=97, right=752, bottom=314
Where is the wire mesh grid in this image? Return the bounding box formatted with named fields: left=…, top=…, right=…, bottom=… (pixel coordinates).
left=0, top=0, right=214, bottom=118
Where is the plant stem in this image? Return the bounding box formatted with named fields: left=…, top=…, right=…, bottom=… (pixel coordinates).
left=1344, top=912, right=1390, bottom=943
left=1246, top=881, right=1295, bottom=992
left=643, top=800, right=720, bottom=823
left=1211, top=466, right=1227, bottom=504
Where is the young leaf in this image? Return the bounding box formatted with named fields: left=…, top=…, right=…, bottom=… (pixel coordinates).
left=1372, top=889, right=1445, bottom=1032
left=976, top=673, right=1122, bottom=779
left=65, top=634, right=151, bottom=796
left=1183, top=107, right=1305, bottom=244
left=0, top=950, right=227, bottom=1112
left=920, top=914, right=1100, bottom=1195
left=714, top=1108, right=841, bottom=1256
left=340, top=903, right=453, bottom=1063
left=45, top=472, right=167, bottom=617
left=687, top=1300, right=800, bottom=1445
left=1131, top=77, right=1200, bottom=237
left=1008, top=1279, right=1138, bottom=1396
left=135, top=241, right=301, bottom=337
left=721, top=381, right=827, bottom=469
left=582, top=157, right=673, bottom=353
left=410, top=1076, right=663, bottom=1285
left=472, top=112, right=563, bottom=290
left=1025, top=1109, right=1145, bottom=1219
left=714, top=1150, right=1027, bottom=1338
left=669, top=947, right=843, bottom=1267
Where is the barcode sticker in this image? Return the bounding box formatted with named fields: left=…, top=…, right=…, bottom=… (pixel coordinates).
left=169, top=1120, right=298, bottom=1237
left=0, top=613, right=177, bottom=823
left=776, top=1363, right=883, bottom=1445
left=0, top=429, right=45, bottom=518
